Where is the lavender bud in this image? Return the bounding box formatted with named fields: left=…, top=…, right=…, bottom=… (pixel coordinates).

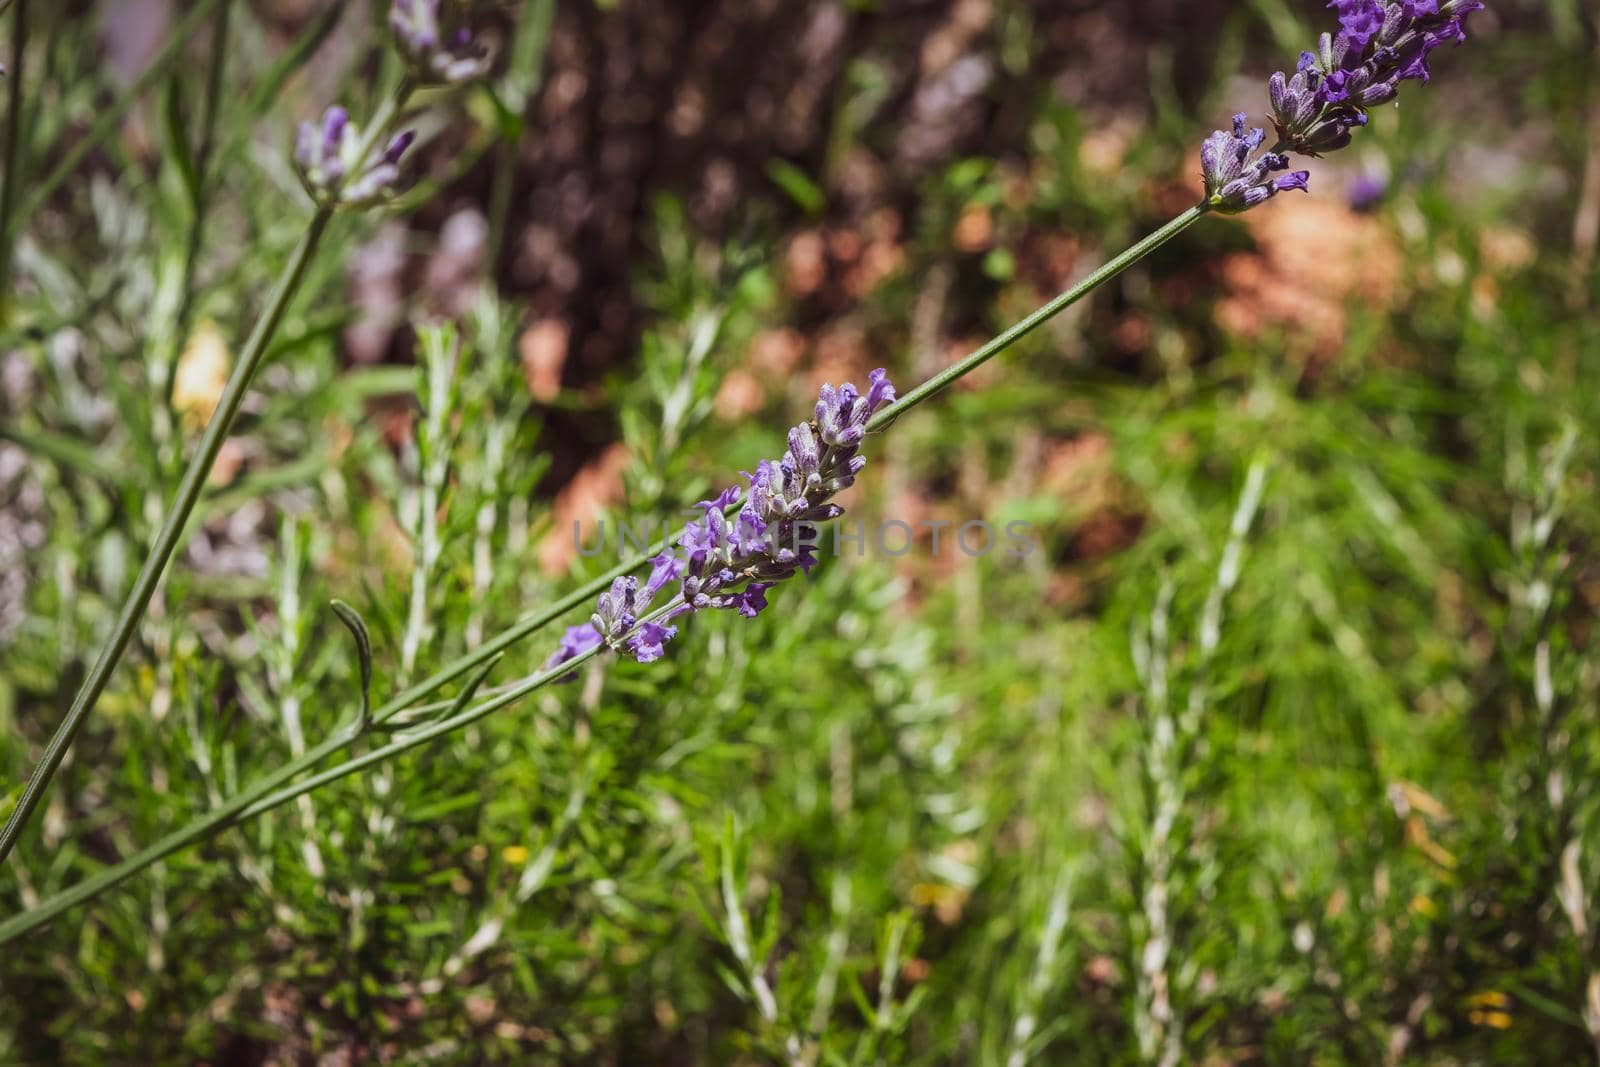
left=383, top=130, right=417, bottom=165
left=292, top=106, right=416, bottom=209
left=593, top=576, right=640, bottom=645
left=788, top=423, right=820, bottom=471
left=1200, top=116, right=1309, bottom=214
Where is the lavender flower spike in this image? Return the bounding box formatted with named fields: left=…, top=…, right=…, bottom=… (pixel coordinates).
left=293, top=106, right=417, bottom=208
left=1270, top=0, right=1486, bottom=157
left=1205, top=0, right=1482, bottom=213
left=390, top=0, right=491, bottom=85
left=545, top=369, right=897, bottom=679
left=1200, top=114, right=1310, bottom=214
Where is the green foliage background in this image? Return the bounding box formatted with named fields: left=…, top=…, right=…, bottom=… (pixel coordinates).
left=2, top=0, right=1599, bottom=1063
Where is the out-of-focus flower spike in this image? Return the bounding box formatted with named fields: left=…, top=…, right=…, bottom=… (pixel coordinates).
left=389, top=0, right=491, bottom=85
left=293, top=105, right=417, bottom=209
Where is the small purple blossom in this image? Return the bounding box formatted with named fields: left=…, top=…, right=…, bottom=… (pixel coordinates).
left=389, top=0, right=491, bottom=84
left=292, top=105, right=416, bottom=208
left=866, top=368, right=896, bottom=411
left=1200, top=115, right=1310, bottom=214
left=1331, top=0, right=1386, bottom=51
left=542, top=623, right=603, bottom=678
left=623, top=621, right=679, bottom=664
left=729, top=583, right=772, bottom=618
left=551, top=369, right=896, bottom=672
left=644, top=552, right=686, bottom=602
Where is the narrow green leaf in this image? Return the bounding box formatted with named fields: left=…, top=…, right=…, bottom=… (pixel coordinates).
left=330, top=599, right=374, bottom=733
left=765, top=158, right=826, bottom=217
left=163, top=75, right=201, bottom=208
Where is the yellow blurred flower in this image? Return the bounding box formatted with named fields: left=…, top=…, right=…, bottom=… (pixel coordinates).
left=173, top=321, right=230, bottom=430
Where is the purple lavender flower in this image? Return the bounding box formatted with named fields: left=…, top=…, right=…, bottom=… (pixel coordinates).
left=1200, top=115, right=1311, bottom=214
left=726, top=583, right=772, bottom=619
left=1208, top=0, right=1482, bottom=212
left=542, top=623, right=603, bottom=678
left=551, top=369, right=896, bottom=673
left=1332, top=0, right=1386, bottom=51
left=292, top=106, right=417, bottom=208
left=591, top=576, right=643, bottom=644
left=389, top=0, right=490, bottom=85
left=1270, top=0, right=1485, bottom=157
left=643, top=552, right=686, bottom=602
left=1347, top=171, right=1389, bottom=211
left=623, top=621, right=679, bottom=664
left=866, top=368, right=896, bottom=411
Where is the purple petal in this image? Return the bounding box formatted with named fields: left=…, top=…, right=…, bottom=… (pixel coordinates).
left=383, top=129, right=416, bottom=165
left=321, top=106, right=349, bottom=154
left=866, top=367, right=896, bottom=411
left=542, top=623, right=604, bottom=678
left=624, top=621, right=678, bottom=663
left=1274, top=171, right=1311, bottom=194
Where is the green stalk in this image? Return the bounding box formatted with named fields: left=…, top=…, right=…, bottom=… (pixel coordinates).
left=0, top=208, right=334, bottom=866
left=864, top=205, right=1207, bottom=433
left=0, top=206, right=1207, bottom=935
left=0, top=649, right=600, bottom=944
left=237, top=653, right=593, bottom=822
left=0, top=78, right=418, bottom=866
left=0, top=0, right=31, bottom=326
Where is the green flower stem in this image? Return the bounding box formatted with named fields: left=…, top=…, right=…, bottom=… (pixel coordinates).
left=0, top=651, right=599, bottom=944
left=0, top=727, right=351, bottom=943
left=0, top=206, right=1206, bottom=935
left=0, top=207, right=334, bottom=867
left=0, top=0, right=31, bottom=326
left=237, top=654, right=595, bottom=823
left=0, top=78, right=419, bottom=866
left=864, top=204, right=1208, bottom=433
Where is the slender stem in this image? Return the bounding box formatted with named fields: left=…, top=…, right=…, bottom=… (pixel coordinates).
left=0, top=76, right=418, bottom=864
left=0, top=728, right=354, bottom=943
left=239, top=655, right=590, bottom=823
left=865, top=204, right=1208, bottom=433
left=0, top=207, right=1208, bottom=933
left=0, top=652, right=595, bottom=944
left=0, top=0, right=31, bottom=326
left=0, top=208, right=334, bottom=866
left=16, top=0, right=225, bottom=230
